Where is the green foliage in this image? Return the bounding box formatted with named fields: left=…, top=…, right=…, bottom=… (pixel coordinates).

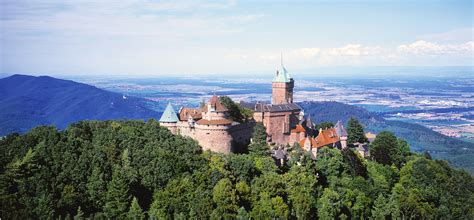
left=104, top=165, right=131, bottom=219
left=0, top=119, right=472, bottom=219
left=347, top=117, right=368, bottom=144
left=213, top=178, right=238, bottom=218
left=219, top=96, right=253, bottom=123
left=285, top=166, right=317, bottom=219
left=316, top=147, right=348, bottom=181
left=248, top=122, right=269, bottom=156
left=369, top=131, right=409, bottom=167
left=317, top=188, right=341, bottom=219
left=391, top=157, right=474, bottom=219
left=74, top=206, right=84, bottom=220
left=370, top=194, right=395, bottom=219
left=315, top=121, right=335, bottom=131
left=127, top=197, right=145, bottom=220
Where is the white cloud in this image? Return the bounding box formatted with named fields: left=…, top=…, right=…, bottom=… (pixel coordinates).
left=397, top=40, right=474, bottom=55
left=322, top=44, right=384, bottom=57
left=289, top=48, right=321, bottom=59
left=251, top=40, right=473, bottom=68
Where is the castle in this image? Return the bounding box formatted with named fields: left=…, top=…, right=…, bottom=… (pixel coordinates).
left=159, top=60, right=351, bottom=157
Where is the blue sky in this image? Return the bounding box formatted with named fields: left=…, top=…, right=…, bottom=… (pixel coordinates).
left=1, top=0, right=473, bottom=76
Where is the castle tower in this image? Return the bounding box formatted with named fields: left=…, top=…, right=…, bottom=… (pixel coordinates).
left=272, top=55, right=294, bottom=105
left=335, top=120, right=348, bottom=149
left=159, top=102, right=179, bottom=134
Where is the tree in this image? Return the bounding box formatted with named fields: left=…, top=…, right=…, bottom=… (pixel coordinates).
left=317, top=188, right=341, bottom=219
left=236, top=206, right=250, bottom=220
left=248, top=123, right=269, bottom=156
left=315, top=122, right=335, bottom=131
left=347, top=117, right=368, bottom=144
left=285, top=166, right=317, bottom=219
left=316, top=147, right=348, bottom=182
left=127, top=197, right=145, bottom=220
left=104, top=165, right=131, bottom=219
left=369, top=131, right=409, bottom=167
left=371, top=194, right=395, bottom=219
left=219, top=96, right=252, bottom=123
left=213, top=178, right=238, bottom=218
left=86, top=166, right=107, bottom=211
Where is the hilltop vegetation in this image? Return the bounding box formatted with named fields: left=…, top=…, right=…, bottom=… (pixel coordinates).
left=1, top=120, right=473, bottom=219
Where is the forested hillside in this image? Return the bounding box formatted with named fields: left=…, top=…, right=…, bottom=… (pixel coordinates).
left=0, top=75, right=161, bottom=136
left=1, top=120, right=472, bottom=219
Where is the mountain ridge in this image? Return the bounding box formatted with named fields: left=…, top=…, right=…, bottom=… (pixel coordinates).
left=0, top=74, right=161, bottom=135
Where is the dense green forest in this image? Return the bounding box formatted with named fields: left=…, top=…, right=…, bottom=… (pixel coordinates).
left=0, top=119, right=473, bottom=219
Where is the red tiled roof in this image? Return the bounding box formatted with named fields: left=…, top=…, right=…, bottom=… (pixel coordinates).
left=179, top=108, right=202, bottom=121
left=201, top=95, right=229, bottom=112
left=291, top=124, right=306, bottom=133
left=313, top=128, right=339, bottom=148
left=196, top=119, right=233, bottom=125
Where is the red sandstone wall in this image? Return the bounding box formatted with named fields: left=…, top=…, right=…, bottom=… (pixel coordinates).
left=262, top=110, right=301, bottom=146
left=194, top=124, right=233, bottom=153
left=271, top=80, right=294, bottom=104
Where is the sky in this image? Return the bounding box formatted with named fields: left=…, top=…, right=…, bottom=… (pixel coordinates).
left=1, top=0, right=473, bottom=77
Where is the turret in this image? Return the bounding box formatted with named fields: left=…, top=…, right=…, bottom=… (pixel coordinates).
left=335, top=120, right=348, bottom=149
left=159, top=102, right=179, bottom=134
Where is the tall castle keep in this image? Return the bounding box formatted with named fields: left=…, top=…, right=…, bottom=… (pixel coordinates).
left=159, top=60, right=350, bottom=157
left=271, top=61, right=294, bottom=104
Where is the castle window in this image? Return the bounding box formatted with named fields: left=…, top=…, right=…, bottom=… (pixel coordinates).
left=207, top=132, right=210, bottom=135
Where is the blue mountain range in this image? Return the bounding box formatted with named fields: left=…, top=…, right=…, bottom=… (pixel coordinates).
left=0, top=74, right=161, bottom=136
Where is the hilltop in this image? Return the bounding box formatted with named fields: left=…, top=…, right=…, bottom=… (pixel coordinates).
left=0, top=74, right=161, bottom=136
left=0, top=120, right=472, bottom=219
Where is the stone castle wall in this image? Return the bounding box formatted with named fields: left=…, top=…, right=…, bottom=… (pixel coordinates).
left=271, top=80, right=294, bottom=104
left=256, top=110, right=301, bottom=146
left=194, top=124, right=233, bottom=153
left=160, top=120, right=256, bottom=154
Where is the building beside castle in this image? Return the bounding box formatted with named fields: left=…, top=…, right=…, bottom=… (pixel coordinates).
left=159, top=60, right=351, bottom=156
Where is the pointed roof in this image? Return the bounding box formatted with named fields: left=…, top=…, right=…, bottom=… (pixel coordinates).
left=305, top=115, right=314, bottom=129
left=159, top=102, right=179, bottom=123
left=272, top=54, right=292, bottom=83
left=202, top=95, right=229, bottom=112
left=335, top=120, right=348, bottom=137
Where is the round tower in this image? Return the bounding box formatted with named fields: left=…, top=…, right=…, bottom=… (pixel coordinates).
left=159, top=102, right=179, bottom=134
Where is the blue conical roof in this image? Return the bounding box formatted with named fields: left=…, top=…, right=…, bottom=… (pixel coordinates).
left=272, top=54, right=292, bottom=83
left=159, top=102, right=179, bottom=123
